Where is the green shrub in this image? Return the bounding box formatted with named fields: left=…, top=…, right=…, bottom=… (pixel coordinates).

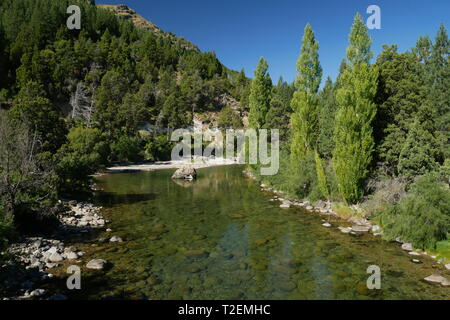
left=217, top=106, right=242, bottom=129
left=375, top=173, right=450, bottom=249
left=144, top=135, right=173, bottom=161
left=362, top=177, right=407, bottom=217
left=57, top=127, right=109, bottom=193
left=110, top=135, right=142, bottom=163
left=252, top=148, right=319, bottom=200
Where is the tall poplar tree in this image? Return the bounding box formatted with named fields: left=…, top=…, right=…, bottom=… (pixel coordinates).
left=248, top=57, right=272, bottom=129
left=429, top=24, right=450, bottom=157
left=317, top=77, right=337, bottom=158
left=333, top=13, right=378, bottom=203
left=290, top=23, right=322, bottom=161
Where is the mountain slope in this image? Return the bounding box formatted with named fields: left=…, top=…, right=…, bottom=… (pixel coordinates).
left=97, top=4, right=199, bottom=51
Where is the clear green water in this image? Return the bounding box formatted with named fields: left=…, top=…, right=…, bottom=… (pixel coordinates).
left=75, top=165, right=449, bottom=300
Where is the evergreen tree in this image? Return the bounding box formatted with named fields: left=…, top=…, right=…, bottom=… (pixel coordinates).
left=10, top=86, right=68, bottom=156
left=374, top=45, right=441, bottom=176
left=290, top=24, right=322, bottom=161
left=333, top=13, right=378, bottom=203
left=248, top=57, right=272, bottom=129
left=264, top=78, right=294, bottom=143
left=93, top=69, right=130, bottom=138
left=398, top=119, right=440, bottom=178
left=414, top=35, right=432, bottom=64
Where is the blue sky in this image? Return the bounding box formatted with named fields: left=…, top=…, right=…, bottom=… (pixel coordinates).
left=99, top=0, right=449, bottom=85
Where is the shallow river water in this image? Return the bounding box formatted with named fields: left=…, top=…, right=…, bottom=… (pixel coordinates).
left=69, top=165, right=449, bottom=300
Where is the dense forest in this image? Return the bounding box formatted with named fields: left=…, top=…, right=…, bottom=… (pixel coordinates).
left=0, top=0, right=449, bottom=263
left=0, top=0, right=252, bottom=250
left=249, top=15, right=450, bottom=253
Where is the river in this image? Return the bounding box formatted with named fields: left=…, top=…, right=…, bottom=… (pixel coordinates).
left=67, top=165, right=449, bottom=299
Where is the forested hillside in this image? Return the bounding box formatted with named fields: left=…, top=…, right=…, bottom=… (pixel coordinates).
left=0, top=0, right=256, bottom=245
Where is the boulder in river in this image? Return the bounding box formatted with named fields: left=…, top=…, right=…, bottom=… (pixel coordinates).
left=172, top=166, right=197, bottom=180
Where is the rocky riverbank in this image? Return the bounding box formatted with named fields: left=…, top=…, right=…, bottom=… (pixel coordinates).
left=243, top=169, right=450, bottom=288
left=1, top=201, right=110, bottom=300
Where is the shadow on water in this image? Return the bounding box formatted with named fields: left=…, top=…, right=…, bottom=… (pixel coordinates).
left=94, top=192, right=157, bottom=207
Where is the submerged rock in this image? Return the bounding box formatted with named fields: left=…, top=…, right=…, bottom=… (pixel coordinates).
left=401, top=243, right=413, bottom=251
left=86, top=259, right=108, bottom=270
left=184, top=249, right=209, bottom=259
left=338, top=226, right=352, bottom=234
left=424, top=274, right=450, bottom=286
left=110, top=236, right=123, bottom=243
left=351, top=225, right=371, bottom=233
left=280, top=201, right=291, bottom=209
left=172, top=166, right=197, bottom=180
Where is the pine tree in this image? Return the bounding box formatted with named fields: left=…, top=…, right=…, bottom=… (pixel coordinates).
left=248, top=57, right=272, bottom=129
left=333, top=13, right=378, bottom=203
left=414, top=36, right=432, bottom=64
left=290, top=24, right=322, bottom=161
